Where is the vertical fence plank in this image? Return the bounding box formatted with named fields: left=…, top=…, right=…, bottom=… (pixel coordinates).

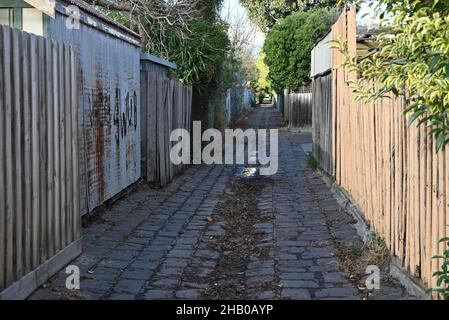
left=401, top=106, right=408, bottom=266
left=157, top=78, right=166, bottom=185
left=147, top=73, right=157, bottom=182
left=29, top=34, right=40, bottom=270
left=425, top=121, right=433, bottom=286
left=140, top=72, right=148, bottom=180
left=71, top=47, right=80, bottom=241
left=21, top=31, right=32, bottom=275
left=38, top=36, right=48, bottom=263
left=64, top=44, right=73, bottom=245
left=45, top=38, right=55, bottom=258
left=167, top=79, right=174, bottom=181
left=12, top=28, right=24, bottom=279
left=393, top=100, right=400, bottom=257
left=0, top=26, right=5, bottom=291
left=437, top=146, right=446, bottom=285
left=4, top=26, right=15, bottom=286
left=419, top=123, right=427, bottom=280
left=58, top=41, right=67, bottom=249
left=52, top=40, right=61, bottom=252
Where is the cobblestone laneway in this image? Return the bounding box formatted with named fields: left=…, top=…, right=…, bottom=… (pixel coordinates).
left=30, top=106, right=413, bottom=300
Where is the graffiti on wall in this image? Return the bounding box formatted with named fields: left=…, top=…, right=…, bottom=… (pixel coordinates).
left=113, top=88, right=138, bottom=143
left=84, top=76, right=139, bottom=205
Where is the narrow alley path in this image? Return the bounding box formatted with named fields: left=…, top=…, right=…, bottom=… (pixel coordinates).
left=30, top=106, right=412, bottom=300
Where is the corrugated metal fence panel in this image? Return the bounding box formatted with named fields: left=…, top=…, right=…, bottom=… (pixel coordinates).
left=0, top=25, right=81, bottom=299
left=311, top=31, right=333, bottom=78
left=49, top=10, right=141, bottom=215
left=312, top=73, right=333, bottom=175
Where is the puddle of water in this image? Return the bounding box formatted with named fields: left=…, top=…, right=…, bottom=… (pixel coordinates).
left=234, top=166, right=259, bottom=178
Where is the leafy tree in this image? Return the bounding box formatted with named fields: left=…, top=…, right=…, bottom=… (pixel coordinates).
left=221, top=1, right=260, bottom=87
left=254, top=51, right=271, bottom=100
left=160, top=19, right=230, bottom=87
left=240, top=0, right=337, bottom=31
left=87, top=0, right=199, bottom=46
left=336, top=0, right=449, bottom=152
left=92, top=0, right=230, bottom=126
left=91, top=0, right=229, bottom=88
left=263, top=8, right=333, bottom=92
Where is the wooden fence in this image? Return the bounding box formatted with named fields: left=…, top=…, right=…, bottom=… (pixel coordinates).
left=284, top=91, right=312, bottom=129
left=0, top=26, right=81, bottom=299
left=311, top=72, right=333, bottom=174
left=273, top=92, right=284, bottom=115
left=313, top=6, right=449, bottom=291
left=141, top=71, right=192, bottom=187
left=226, top=87, right=253, bottom=127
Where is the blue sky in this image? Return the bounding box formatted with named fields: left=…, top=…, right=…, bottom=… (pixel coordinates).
left=220, top=0, right=265, bottom=55
left=219, top=0, right=379, bottom=56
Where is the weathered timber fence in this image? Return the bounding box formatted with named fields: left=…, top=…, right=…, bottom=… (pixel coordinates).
left=0, top=26, right=81, bottom=299
left=312, top=6, right=449, bottom=290
left=141, top=71, right=192, bottom=187
left=273, top=93, right=284, bottom=115
left=284, top=91, right=312, bottom=129
left=312, top=72, right=333, bottom=174
left=226, top=87, right=253, bottom=127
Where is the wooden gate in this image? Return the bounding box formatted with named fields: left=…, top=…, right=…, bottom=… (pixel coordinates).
left=0, top=26, right=81, bottom=299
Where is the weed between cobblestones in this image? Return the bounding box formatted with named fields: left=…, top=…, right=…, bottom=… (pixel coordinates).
left=335, top=232, right=389, bottom=298
left=202, top=176, right=273, bottom=299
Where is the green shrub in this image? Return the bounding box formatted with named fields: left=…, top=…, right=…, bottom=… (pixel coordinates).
left=428, top=228, right=449, bottom=300
left=263, top=8, right=334, bottom=92
left=336, top=0, right=449, bottom=152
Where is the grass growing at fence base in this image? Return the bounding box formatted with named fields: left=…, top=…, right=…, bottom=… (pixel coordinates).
left=306, top=152, right=318, bottom=170
left=336, top=232, right=389, bottom=280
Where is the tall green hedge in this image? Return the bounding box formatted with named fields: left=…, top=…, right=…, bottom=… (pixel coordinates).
left=263, top=8, right=333, bottom=92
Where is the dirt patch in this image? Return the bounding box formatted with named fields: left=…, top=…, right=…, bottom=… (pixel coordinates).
left=58, top=290, right=90, bottom=300
left=202, top=176, right=273, bottom=299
